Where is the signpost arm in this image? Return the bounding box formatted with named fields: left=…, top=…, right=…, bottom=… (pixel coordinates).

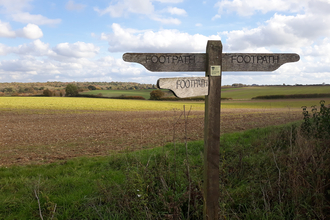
left=204, top=40, right=222, bottom=219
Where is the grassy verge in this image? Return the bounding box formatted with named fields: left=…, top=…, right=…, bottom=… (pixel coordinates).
left=221, top=98, right=330, bottom=109
left=1, top=121, right=329, bottom=219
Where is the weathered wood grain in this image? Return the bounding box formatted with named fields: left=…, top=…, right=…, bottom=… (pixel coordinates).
left=123, top=53, right=206, bottom=71
left=222, top=53, right=300, bottom=71
left=123, top=53, right=300, bottom=72
left=204, top=40, right=222, bottom=220
left=157, top=77, right=208, bottom=98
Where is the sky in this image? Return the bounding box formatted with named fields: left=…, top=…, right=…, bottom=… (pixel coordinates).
left=0, top=0, right=330, bottom=86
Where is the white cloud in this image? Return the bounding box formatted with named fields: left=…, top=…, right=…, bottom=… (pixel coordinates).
left=195, top=23, right=202, bottom=27
left=0, top=20, right=16, bottom=37
left=0, top=40, right=100, bottom=60
left=12, top=12, right=61, bottom=25
left=53, top=42, right=100, bottom=58
left=0, top=0, right=32, bottom=13
left=308, top=0, right=330, bottom=15
left=13, top=39, right=53, bottom=56
left=214, top=0, right=308, bottom=17
left=156, top=0, right=183, bottom=3
left=0, top=0, right=61, bottom=26
left=223, top=5, right=330, bottom=51
left=0, top=21, right=43, bottom=39
left=166, top=7, right=187, bottom=16
left=151, top=16, right=181, bottom=25
left=0, top=54, right=145, bottom=82
left=94, top=0, right=184, bottom=24
left=0, top=43, right=10, bottom=55
left=65, top=0, right=86, bottom=11
left=212, top=14, right=221, bottom=20
left=304, top=38, right=330, bottom=57
left=101, top=23, right=221, bottom=53
left=94, top=0, right=154, bottom=17
left=16, top=23, right=43, bottom=39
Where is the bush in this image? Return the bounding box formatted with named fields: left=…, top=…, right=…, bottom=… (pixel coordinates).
left=88, top=85, right=97, bottom=90
left=301, top=100, right=330, bottom=139
left=3, top=87, right=14, bottom=93
left=150, top=90, right=164, bottom=100
left=252, top=93, right=330, bottom=99
left=65, top=84, right=79, bottom=97
left=114, top=95, right=145, bottom=100
left=43, top=89, right=53, bottom=97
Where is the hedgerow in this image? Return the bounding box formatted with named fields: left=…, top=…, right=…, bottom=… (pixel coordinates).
left=252, top=93, right=330, bottom=99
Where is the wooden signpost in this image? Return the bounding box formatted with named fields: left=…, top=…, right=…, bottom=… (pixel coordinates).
left=123, top=40, right=299, bottom=219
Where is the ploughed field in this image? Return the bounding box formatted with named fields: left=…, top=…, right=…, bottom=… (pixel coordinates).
left=0, top=98, right=306, bottom=167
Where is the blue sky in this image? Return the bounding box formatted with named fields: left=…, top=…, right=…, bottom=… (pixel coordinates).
left=0, top=0, right=330, bottom=85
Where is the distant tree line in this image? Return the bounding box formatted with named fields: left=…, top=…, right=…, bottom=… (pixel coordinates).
left=0, top=81, right=157, bottom=97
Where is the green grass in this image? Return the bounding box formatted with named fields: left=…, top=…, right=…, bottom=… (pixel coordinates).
left=221, top=86, right=330, bottom=99
left=84, top=86, right=330, bottom=100
left=81, top=89, right=163, bottom=99
left=221, top=98, right=330, bottom=109
left=1, top=122, right=329, bottom=219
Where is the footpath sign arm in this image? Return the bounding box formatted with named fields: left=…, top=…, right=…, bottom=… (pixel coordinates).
left=222, top=53, right=300, bottom=71
left=123, top=52, right=299, bottom=72
left=157, top=77, right=209, bottom=98
left=123, top=53, right=206, bottom=72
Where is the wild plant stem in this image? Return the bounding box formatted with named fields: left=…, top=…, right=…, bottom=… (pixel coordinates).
left=271, top=147, right=281, bottom=204
left=34, top=177, right=44, bottom=220
left=184, top=105, right=192, bottom=220
left=172, top=109, right=183, bottom=219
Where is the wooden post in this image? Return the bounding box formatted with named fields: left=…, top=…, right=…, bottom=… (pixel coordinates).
left=204, top=40, right=222, bottom=219
left=122, top=42, right=299, bottom=219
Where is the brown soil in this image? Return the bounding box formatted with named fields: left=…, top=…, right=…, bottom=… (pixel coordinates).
left=0, top=108, right=302, bottom=167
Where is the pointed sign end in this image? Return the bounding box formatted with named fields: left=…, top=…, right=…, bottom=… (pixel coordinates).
left=156, top=79, right=161, bottom=89
left=122, top=53, right=130, bottom=62
left=293, top=53, right=300, bottom=62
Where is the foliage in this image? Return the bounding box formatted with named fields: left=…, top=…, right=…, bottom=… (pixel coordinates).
left=253, top=93, right=330, bottom=99
left=150, top=90, right=164, bottom=100
left=0, top=123, right=329, bottom=219
left=218, top=124, right=330, bottom=219
left=0, top=81, right=156, bottom=94
left=42, top=89, right=53, bottom=97
left=81, top=89, right=157, bottom=99
left=3, top=87, right=14, bottom=93
left=88, top=85, right=102, bottom=90
left=112, top=95, right=145, bottom=100
left=222, top=85, right=330, bottom=100
left=232, top=83, right=246, bottom=87
left=88, top=85, right=97, bottom=90
left=65, top=84, right=78, bottom=97
left=301, top=100, right=330, bottom=139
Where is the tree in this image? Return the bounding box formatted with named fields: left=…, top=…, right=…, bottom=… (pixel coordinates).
left=43, top=89, right=53, bottom=97
left=150, top=90, right=164, bottom=100
left=65, top=84, right=78, bottom=97
left=88, top=85, right=97, bottom=90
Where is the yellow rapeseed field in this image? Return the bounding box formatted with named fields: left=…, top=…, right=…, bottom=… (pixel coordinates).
left=0, top=97, right=205, bottom=111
